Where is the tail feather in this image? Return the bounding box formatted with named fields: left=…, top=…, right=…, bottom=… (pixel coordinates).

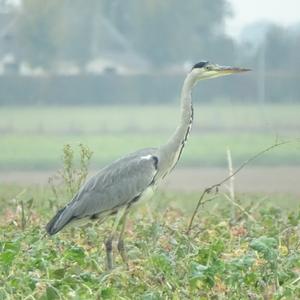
left=46, top=206, right=72, bottom=235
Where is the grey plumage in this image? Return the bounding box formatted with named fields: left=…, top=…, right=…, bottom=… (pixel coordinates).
left=46, top=61, right=249, bottom=269
left=46, top=148, right=159, bottom=235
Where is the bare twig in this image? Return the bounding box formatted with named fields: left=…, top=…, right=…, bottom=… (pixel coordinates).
left=248, top=196, right=268, bottom=214
left=290, top=276, right=300, bottom=286
left=186, top=141, right=291, bottom=234
left=223, top=193, right=256, bottom=222
left=187, top=194, right=220, bottom=233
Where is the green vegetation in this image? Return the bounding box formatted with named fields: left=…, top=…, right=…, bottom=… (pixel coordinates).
left=1, top=142, right=300, bottom=299
left=1, top=184, right=300, bottom=299
left=1, top=104, right=300, bottom=133
left=1, top=104, right=299, bottom=170
left=15, top=0, right=233, bottom=67
left=1, top=132, right=299, bottom=170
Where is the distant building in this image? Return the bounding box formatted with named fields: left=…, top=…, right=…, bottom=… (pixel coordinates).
left=0, top=4, right=20, bottom=75
left=85, top=16, right=151, bottom=75
left=0, top=4, right=151, bottom=76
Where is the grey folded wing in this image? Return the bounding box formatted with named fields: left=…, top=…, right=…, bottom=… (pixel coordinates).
left=46, top=149, right=159, bottom=234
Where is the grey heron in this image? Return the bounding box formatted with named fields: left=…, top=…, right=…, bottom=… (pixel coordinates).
left=46, top=61, right=249, bottom=269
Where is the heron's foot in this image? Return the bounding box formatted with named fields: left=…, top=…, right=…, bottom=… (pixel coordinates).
left=105, top=238, right=114, bottom=270
left=117, top=239, right=129, bottom=270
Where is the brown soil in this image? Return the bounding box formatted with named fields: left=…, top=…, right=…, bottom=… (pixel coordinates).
left=1, top=166, right=300, bottom=195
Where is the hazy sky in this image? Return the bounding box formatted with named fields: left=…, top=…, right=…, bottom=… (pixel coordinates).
left=227, top=0, right=300, bottom=38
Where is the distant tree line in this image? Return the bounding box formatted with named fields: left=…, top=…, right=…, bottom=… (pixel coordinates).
left=14, top=0, right=235, bottom=67
left=0, top=0, right=299, bottom=103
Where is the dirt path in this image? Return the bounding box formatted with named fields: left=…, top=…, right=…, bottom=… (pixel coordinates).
left=1, top=166, right=300, bottom=195
left=164, top=166, right=300, bottom=195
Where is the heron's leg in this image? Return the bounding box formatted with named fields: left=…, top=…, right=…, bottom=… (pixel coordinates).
left=117, top=208, right=130, bottom=267
left=105, top=207, right=127, bottom=270
left=105, top=237, right=113, bottom=271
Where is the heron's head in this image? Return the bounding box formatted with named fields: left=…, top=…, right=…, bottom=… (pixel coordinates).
left=190, top=61, right=250, bottom=81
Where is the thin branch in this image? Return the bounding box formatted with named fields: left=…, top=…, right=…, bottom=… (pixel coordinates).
left=290, top=276, right=300, bottom=286
left=186, top=140, right=291, bottom=234
left=223, top=193, right=256, bottom=222
left=187, top=195, right=220, bottom=232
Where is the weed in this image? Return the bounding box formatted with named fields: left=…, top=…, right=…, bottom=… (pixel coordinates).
left=0, top=185, right=300, bottom=299
left=48, top=143, right=93, bottom=209
left=0, top=144, right=300, bottom=298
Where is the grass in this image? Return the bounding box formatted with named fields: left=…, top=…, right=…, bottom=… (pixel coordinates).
left=1, top=132, right=299, bottom=170
left=1, top=104, right=300, bottom=170
left=1, top=184, right=300, bottom=299
left=1, top=103, right=300, bottom=133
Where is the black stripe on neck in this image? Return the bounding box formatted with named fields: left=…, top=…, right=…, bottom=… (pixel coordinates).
left=177, top=105, right=193, bottom=161
left=162, top=105, right=194, bottom=179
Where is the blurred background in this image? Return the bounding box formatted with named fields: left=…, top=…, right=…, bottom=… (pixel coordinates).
left=0, top=0, right=299, bottom=194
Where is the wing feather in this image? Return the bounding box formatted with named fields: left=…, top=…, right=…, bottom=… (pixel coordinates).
left=46, top=148, right=158, bottom=234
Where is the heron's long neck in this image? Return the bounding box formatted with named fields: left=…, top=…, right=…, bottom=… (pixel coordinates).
left=158, top=73, right=197, bottom=176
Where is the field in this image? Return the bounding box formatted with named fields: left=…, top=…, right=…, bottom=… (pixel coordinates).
left=0, top=104, right=300, bottom=170
left=1, top=104, right=300, bottom=298
left=1, top=183, right=300, bottom=299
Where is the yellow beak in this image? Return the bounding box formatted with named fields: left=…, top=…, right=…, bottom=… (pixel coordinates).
left=215, top=66, right=251, bottom=74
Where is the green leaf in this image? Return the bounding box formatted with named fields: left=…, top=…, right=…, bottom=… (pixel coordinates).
left=46, top=286, right=59, bottom=300
left=0, top=241, right=20, bottom=253
left=101, top=288, right=115, bottom=299
left=190, top=262, right=208, bottom=279
left=230, top=255, right=256, bottom=270
left=64, top=246, right=85, bottom=265
left=189, top=262, right=208, bottom=288
left=141, top=292, right=161, bottom=300
left=0, top=251, right=16, bottom=265
left=250, top=236, right=278, bottom=262
left=151, top=253, right=173, bottom=274
left=0, top=241, right=20, bottom=266
left=51, top=268, right=66, bottom=279
left=250, top=236, right=277, bottom=250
